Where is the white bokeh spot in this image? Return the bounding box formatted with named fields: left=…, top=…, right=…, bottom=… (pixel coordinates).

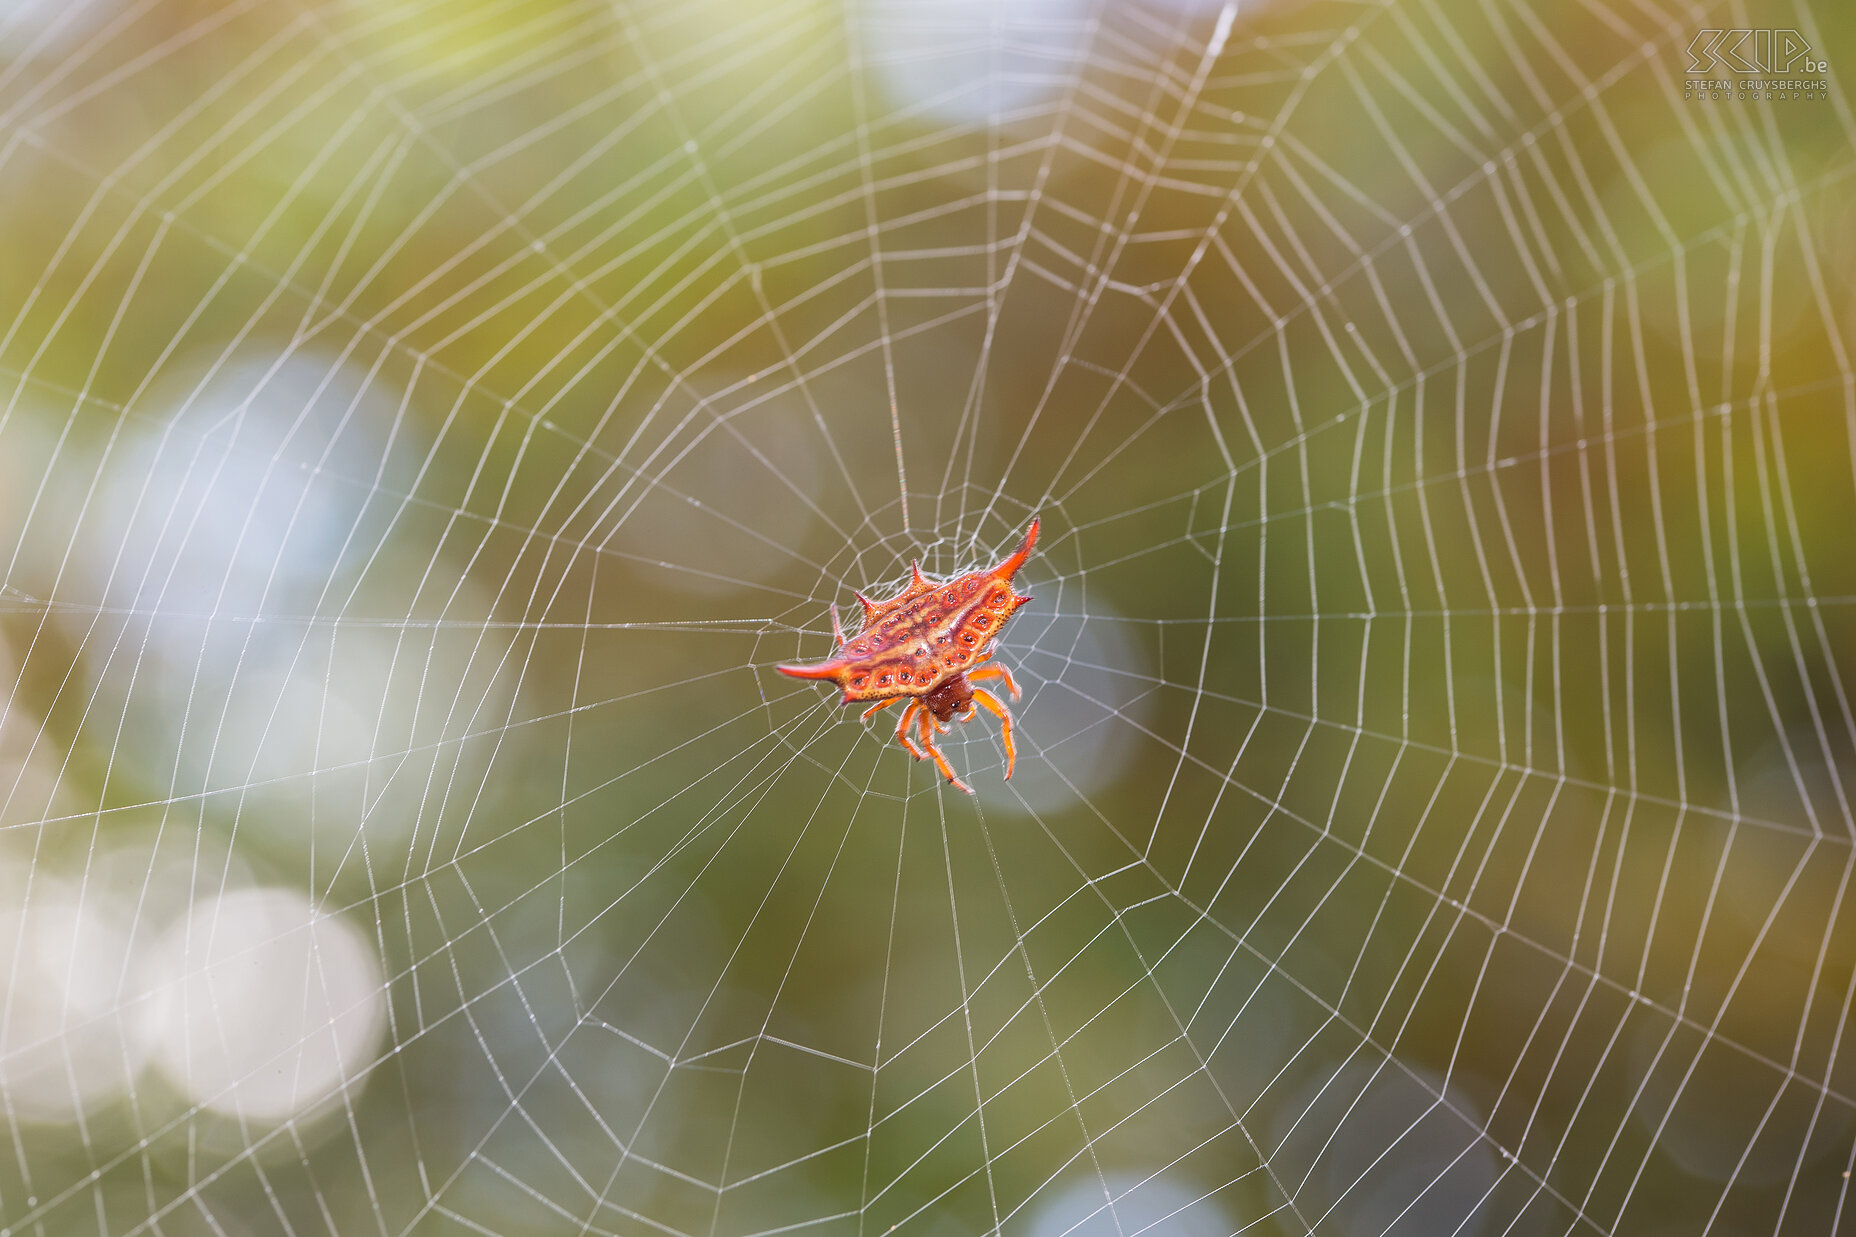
left=145, top=887, right=386, bottom=1124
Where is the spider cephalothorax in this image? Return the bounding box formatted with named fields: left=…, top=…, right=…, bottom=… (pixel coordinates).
left=778, top=519, right=1038, bottom=793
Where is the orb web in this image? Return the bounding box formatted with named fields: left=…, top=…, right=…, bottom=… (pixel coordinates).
left=0, top=0, right=1853, bottom=1234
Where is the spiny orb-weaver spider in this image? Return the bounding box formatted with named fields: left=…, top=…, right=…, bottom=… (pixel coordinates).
left=779, top=518, right=1038, bottom=793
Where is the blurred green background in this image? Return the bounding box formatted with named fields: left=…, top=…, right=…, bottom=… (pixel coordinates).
left=2, top=0, right=1855, bottom=1233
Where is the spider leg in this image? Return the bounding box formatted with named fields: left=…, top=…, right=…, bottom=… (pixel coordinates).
left=967, top=662, right=1021, bottom=701
left=969, top=688, right=1017, bottom=781
left=895, top=701, right=928, bottom=761
left=919, top=707, right=973, bottom=794
left=861, top=697, right=899, bottom=721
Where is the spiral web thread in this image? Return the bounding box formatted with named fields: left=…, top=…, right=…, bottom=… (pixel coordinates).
left=0, top=0, right=1854, bottom=1234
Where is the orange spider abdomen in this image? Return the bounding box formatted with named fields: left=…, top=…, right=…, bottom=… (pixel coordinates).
left=776, top=520, right=1037, bottom=704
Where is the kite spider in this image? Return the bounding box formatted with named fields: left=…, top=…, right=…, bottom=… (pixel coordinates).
left=779, top=519, right=1038, bottom=793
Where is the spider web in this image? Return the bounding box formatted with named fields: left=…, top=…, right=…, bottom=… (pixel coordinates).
left=1, top=0, right=1854, bottom=1233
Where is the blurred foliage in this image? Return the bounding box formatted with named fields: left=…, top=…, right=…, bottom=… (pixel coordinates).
left=1, top=0, right=1855, bottom=1234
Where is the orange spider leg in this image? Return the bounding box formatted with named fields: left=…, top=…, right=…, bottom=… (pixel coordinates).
left=967, top=662, right=1021, bottom=701
left=969, top=688, right=1017, bottom=780
left=861, top=697, right=899, bottom=721
left=918, top=708, right=973, bottom=794
left=894, top=700, right=928, bottom=761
